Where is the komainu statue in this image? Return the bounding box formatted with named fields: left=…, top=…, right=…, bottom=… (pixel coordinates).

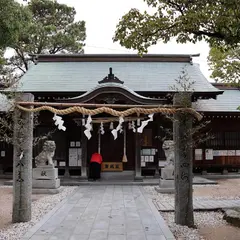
left=35, top=141, right=56, bottom=167
left=162, top=140, right=174, bottom=167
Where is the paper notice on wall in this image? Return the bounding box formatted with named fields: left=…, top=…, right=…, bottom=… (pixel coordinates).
left=149, top=156, right=154, bottom=162
left=70, top=141, right=75, bottom=147
left=205, top=149, right=213, bottom=160
left=236, top=150, right=240, bottom=156
left=59, top=161, right=66, bottom=166
left=195, top=149, right=202, bottom=160
left=0, top=151, right=5, bottom=157
left=219, top=150, right=228, bottom=156
left=76, top=141, right=81, bottom=147
left=141, top=162, right=146, bottom=167
left=141, top=156, right=144, bottom=162
left=151, top=149, right=156, bottom=155
left=227, top=150, right=236, bottom=156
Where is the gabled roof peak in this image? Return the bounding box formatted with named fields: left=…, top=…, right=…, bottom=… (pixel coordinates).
left=98, top=67, right=124, bottom=84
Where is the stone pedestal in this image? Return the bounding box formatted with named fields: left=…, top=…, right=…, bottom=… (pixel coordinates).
left=32, top=166, right=61, bottom=194
left=155, top=165, right=175, bottom=194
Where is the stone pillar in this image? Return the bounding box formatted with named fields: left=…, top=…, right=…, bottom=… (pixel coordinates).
left=173, top=92, right=194, bottom=227
left=12, top=93, right=34, bottom=223
left=134, top=132, right=143, bottom=181
left=81, top=126, right=88, bottom=180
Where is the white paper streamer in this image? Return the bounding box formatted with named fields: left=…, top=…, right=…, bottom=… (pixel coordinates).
left=110, top=122, right=114, bottom=130
left=53, top=114, right=66, bottom=131
left=137, top=114, right=154, bottom=133
left=84, top=115, right=92, bottom=139
left=137, top=118, right=141, bottom=126
left=100, top=122, right=105, bottom=135
left=111, top=117, right=124, bottom=140
left=131, top=121, right=136, bottom=132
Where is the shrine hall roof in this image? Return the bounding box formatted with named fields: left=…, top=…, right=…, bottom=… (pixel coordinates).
left=194, top=87, right=240, bottom=113
left=17, top=54, right=221, bottom=98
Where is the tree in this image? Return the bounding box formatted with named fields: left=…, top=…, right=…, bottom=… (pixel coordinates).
left=0, top=0, right=30, bottom=48
left=208, top=46, right=240, bottom=84
left=4, top=0, right=86, bottom=77
left=114, top=0, right=240, bottom=54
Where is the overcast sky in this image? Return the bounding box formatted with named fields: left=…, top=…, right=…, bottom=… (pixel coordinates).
left=22, top=0, right=212, bottom=80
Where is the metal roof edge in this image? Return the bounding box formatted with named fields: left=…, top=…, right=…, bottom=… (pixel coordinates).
left=29, top=53, right=200, bottom=63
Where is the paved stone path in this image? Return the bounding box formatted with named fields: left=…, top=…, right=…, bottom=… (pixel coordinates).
left=23, top=186, right=175, bottom=240
left=154, top=199, right=240, bottom=212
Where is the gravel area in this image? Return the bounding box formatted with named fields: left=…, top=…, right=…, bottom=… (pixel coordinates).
left=162, top=211, right=226, bottom=240
left=144, top=179, right=240, bottom=240
left=0, top=186, right=78, bottom=240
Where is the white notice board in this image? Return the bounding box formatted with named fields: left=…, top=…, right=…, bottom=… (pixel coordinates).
left=69, top=148, right=82, bottom=166
left=205, top=149, right=213, bottom=160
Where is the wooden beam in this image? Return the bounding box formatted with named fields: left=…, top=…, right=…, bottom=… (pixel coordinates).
left=16, top=101, right=182, bottom=109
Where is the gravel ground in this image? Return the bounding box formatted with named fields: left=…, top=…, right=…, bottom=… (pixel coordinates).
left=144, top=179, right=240, bottom=240
left=0, top=186, right=78, bottom=240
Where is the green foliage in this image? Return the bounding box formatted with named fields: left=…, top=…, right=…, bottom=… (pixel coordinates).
left=0, top=0, right=31, bottom=48
left=3, top=0, right=86, bottom=79
left=208, top=46, right=240, bottom=84
left=114, top=0, right=240, bottom=54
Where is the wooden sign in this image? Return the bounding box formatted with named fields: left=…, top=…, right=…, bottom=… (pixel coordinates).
left=101, top=162, right=123, bottom=172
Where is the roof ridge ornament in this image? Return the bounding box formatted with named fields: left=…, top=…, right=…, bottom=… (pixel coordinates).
left=98, top=67, right=124, bottom=84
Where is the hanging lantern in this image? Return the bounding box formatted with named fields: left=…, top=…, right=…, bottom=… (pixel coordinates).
left=110, top=122, right=114, bottom=130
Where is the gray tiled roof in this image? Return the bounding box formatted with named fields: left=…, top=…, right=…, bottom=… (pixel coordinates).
left=18, top=61, right=220, bottom=94
left=194, top=89, right=240, bottom=112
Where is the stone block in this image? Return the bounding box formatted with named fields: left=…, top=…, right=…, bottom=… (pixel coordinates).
left=159, top=179, right=174, bottom=188
left=33, top=178, right=60, bottom=189
left=161, top=167, right=174, bottom=180
left=33, top=167, right=58, bottom=180
left=32, top=187, right=63, bottom=194
left=155, top=186, right=175, bottom=194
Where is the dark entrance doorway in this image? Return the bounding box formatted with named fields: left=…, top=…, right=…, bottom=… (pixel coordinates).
left=101, top=129, right=124, bottom=163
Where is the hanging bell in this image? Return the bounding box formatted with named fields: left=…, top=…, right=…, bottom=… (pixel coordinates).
left=110, top=122, right=114, bottom=130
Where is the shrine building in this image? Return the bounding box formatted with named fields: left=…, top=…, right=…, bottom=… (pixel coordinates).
left=1, top=54, right=240, bottom=179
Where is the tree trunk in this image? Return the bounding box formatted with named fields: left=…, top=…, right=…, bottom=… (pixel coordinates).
left=173, top=92, right=194, bottom=227
left=12, top=93, right=34, bottom=223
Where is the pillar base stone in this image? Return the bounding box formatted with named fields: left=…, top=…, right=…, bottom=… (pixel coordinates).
left=155, top=179, right=175, bottom=194
left=134, top=176, right=143, bottom=182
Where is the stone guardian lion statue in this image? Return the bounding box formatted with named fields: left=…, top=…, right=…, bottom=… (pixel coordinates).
left=162, top=140, right=174, bottom=167
left=35, top=141, right=56, bottom=167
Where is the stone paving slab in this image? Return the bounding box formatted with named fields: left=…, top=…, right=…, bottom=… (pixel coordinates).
left=154, top=199, right=240, bottom=212
left=22, top=186, right=175, bottom=240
